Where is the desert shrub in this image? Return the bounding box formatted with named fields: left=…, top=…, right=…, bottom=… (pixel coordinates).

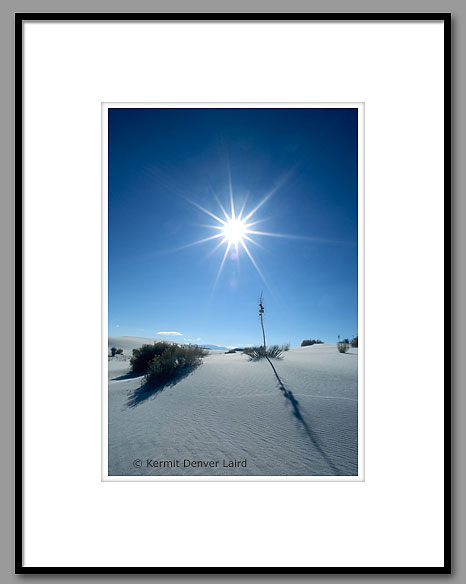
left=143, top=344, right=208, bottom=388
left=244, top=346, right=268, bottom=360
left=269, top=345, right=285, bottom=358
left=110, top=346, right=124, bottom=357
left=351, top=336, right=358, bottom=348
left=225, top=349, right=237, bottom=354
left=244, top=345, right=284, bottom=361
left=337, top=342, right=349, bottom=354
left=130, top=342, right=173, bottom=374
left=301, top=339, right=323, bottom=347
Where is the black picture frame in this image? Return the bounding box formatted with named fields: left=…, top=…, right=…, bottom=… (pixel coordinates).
left=15, top=11, right=451, bottom=575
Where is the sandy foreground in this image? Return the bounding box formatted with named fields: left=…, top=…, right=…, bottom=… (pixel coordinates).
left=107, top=336, right=358, bottom=477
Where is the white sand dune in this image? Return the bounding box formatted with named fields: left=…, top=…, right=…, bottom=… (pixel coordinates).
left=108, top=335, right=179, bottom=354
left=108, top=337, right=358, bottom=477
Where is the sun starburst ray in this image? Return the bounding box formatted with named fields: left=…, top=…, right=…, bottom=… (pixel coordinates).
left=227, top=163, right=235, bottom=220
left=245, top=217, right=269, bottom=228
left=198, top=224, right=227, bottom=230
left=214, top=242, right=232, bottom=289
left=240, top=240, right=267, bottom=286
left=243, top=234, right=265, bottom=250
left=237, top=195, right=249, bottom=221
left=176, top=232, right=225, bottom=251
left=216, top=197, right=230, bottom=221
left=247, top=230, right=348, bottom=244
left=242, top=182, right=285, bottom=222
left=242, top=170, right=293, bottom=223
left=187, top=198, right=226, bottom=225
left=205, top=237, right=228, bottom=259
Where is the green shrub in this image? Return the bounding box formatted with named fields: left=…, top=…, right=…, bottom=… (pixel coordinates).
left=143, top=344, right=208, bottom=388
left=337, top=342, right=349, bottom=354
left=301, top=339, right=323, bottom=347
left=130, top=342, right=173, bottom=374
left=243, top=345, right=285, bottom=361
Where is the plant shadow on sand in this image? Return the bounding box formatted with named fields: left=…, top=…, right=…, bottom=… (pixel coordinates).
left=111, top=371, right=142, bottom=382
left=264, top=356, right=343, bottom=475
left=126, top=366, right=198, bottom=408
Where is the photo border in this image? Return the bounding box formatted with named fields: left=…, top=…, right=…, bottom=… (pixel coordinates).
left=15, top=12, right=451, bottom=574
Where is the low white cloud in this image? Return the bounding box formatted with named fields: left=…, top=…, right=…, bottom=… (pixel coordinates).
left=157, top=331, right=183, bottom=336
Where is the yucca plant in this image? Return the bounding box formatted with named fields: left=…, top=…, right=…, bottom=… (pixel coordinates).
left=244, top=293, right=287, bottom=360
left=243, top=345, right=284, bottom=361
left=259, top=291, right=266, bottom=349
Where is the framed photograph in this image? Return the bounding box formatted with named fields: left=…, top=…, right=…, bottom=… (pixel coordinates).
left=103, top=102, right=363, bottom=481
left=17, top=13, right=450, bottom=573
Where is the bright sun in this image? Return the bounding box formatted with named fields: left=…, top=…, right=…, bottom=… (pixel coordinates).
left=184, top=183, right=287, bottom=288
left=221, top=218, right=248, bottom=245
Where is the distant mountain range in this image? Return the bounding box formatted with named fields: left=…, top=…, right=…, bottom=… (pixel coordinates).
left=200, top=344, right=229, bottom=350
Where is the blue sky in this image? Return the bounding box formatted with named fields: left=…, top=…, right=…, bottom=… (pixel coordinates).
left=108, top=107, right=358, bottom=348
